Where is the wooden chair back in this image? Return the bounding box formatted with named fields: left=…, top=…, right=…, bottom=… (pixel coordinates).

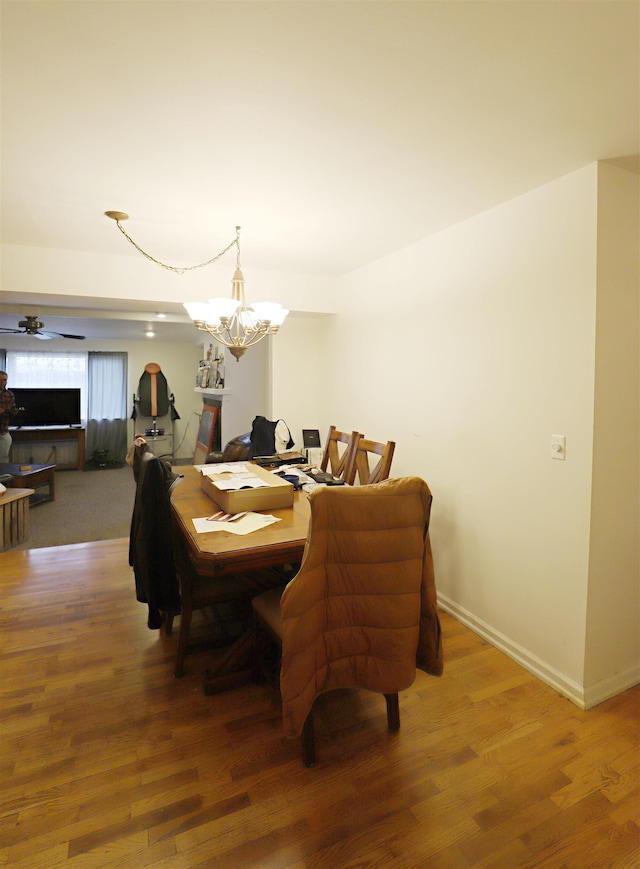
left=352, top=437, right=396, bottom=485
left=320, top=426, right=361, bottom=482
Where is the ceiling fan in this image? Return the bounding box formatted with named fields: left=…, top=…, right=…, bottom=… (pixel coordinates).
left=0, top=315, right=86, bottom=340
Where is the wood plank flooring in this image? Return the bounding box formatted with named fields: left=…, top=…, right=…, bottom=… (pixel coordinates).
left=1, top=539, right=638, bottom=868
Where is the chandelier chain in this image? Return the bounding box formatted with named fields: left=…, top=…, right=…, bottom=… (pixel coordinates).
left=113, top=219, right=240, bottom=275
left=104, top=212, right=286, bottom=359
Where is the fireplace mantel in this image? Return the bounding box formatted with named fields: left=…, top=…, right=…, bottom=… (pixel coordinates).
left=194, top=387, right=231, bottom=398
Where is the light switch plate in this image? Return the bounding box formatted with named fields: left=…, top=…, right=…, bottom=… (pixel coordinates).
left=551, top=434, right=566, bottom=460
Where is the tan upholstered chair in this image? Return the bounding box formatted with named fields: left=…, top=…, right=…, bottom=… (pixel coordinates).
left=319, top=426, right=361, bottom=483
left=252, top=476, right=443, bottom=766
left=351, top=437, right=395, bottom=485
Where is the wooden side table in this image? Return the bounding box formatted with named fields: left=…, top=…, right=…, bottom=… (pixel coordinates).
left=0, top=488, right=34, bottom=551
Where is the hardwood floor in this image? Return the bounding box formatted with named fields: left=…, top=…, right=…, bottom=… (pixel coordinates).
left=1, top=539, right=638, bottom=868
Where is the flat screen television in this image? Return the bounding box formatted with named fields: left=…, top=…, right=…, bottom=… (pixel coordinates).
left=9, top=388, right=82, bottom=428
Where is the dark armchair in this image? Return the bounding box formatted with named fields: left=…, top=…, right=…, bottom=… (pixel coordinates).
left=206, top=416, right=294, bottom=464
left=206, top=432, right=251, bottom=464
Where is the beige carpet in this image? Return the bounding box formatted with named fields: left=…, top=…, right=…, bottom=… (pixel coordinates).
left=13, top=465, right=137, bottom=550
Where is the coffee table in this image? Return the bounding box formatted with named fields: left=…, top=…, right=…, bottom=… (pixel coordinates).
left=0, top=462, right=56, bottom=503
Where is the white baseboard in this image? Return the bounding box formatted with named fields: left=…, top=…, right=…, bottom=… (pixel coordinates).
left=438, top=595, right=640, bottom=710
left=582, top=664, right=640, bottom=709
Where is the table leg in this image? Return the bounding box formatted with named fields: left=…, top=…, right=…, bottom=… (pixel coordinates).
left=203, top=628, right=254, bottom=695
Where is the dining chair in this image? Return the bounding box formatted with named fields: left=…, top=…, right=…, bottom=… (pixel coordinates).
left=319, top=426, right=361, bottom=483
left=171, top=520, right=293, bottom=681
left=171, top=523, right=258, bottom=678
left=351, top=437, right=396, bottom=485
left=252, top=476, right=443, bottom=766
left=129, top=438, right=181, bottom=632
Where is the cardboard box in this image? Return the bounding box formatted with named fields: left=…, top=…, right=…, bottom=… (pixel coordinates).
left=200, top=463, right=294, bottom=512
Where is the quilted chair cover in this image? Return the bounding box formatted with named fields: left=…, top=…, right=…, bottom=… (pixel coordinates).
left=279, top=476, right=442, bottom=738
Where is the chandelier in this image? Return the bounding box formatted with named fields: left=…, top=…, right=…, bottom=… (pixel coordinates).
left=105, top=213, right=288, bottom=360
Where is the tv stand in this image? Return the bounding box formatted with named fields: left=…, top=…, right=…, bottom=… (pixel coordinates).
left=9, top=426, right=86, bottom=470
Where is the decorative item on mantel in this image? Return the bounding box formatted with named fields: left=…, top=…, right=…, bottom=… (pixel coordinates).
left=215, top=347, right=225, bottom=388
left=196, top=344, right=225, bottom=389
left=104, top=213, right=288, bottom=361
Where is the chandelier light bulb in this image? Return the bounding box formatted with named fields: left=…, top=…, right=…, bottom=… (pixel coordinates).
left=250, top=302, right=290, bottom=326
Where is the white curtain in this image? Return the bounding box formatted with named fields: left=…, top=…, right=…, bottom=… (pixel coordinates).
left=87, top=352, right=128, bottom=463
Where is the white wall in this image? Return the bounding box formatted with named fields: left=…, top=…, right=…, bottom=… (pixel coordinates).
left=1, top=334, right=203, bottom=462
left=1, top=317, right=333, bottom=464
left=584, top=163, right=640, bottom=703
left=3, top=162, right=636, bottom=706
left=322, top=164, right=638, bottom=706
left=1, top=333, right=287, bottom=461
left=1, top=244, right=338, bottom=315
left=270, top=312, right=333, bottom=449
left=218, top=337, right=269, bottom=445
left=1, top=244, right=340, bottom=456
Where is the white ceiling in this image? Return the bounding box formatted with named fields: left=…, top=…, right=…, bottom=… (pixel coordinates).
left=1, top=0, right=638, bottom=341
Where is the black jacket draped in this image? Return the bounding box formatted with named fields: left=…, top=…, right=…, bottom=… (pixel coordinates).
left=129, top=444, right=182, bottom=628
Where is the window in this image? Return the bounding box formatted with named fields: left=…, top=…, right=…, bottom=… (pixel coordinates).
left=5, top=351, right=89, bottom=420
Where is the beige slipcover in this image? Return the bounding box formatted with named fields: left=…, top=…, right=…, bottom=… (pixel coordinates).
left=279, top=476, right=442, bottom=738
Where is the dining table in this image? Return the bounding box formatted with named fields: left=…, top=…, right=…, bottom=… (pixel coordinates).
left=169, top=464, right=310, bottom=693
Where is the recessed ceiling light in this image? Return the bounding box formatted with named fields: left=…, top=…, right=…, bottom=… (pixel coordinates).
left=156, top=313, right=167, bottom=319
left=145, top=329, right=155, bottom=338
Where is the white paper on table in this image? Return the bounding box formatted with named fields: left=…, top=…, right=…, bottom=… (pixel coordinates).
left=196, top=462, right=252, bottom=477
left=213, top=474, right=269, bottom=491
left=192, top=512, right=281, bottom=535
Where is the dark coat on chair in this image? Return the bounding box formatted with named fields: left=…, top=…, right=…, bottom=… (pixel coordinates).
left=248, top=416, right=293, bottom=458
left=129, top=442, right=182, bottom=628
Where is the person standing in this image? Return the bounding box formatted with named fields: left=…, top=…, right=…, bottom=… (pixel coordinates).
left=0, top=371, right=21, bottom=462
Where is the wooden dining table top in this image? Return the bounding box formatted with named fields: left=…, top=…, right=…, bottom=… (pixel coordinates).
left=170, top=464, right=310, bottom=576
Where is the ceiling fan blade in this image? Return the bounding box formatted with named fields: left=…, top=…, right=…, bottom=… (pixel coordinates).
left=34, top=331, right=84, bottom=341
left=25, top=329, right=84, bottom=341
left=0, top=317, right=86, bottom=340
